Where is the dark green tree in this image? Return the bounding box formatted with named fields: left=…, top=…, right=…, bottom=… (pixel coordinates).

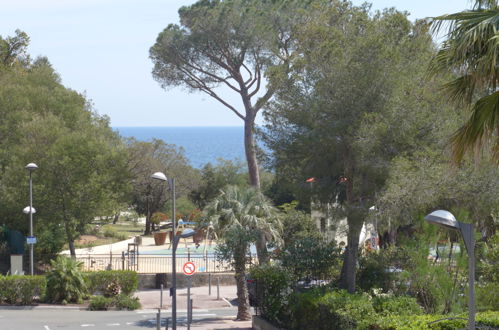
left=263, top=2, right=454, bottom=292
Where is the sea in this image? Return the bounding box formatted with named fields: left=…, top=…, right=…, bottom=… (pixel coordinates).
left=114, top=126, right=246, bottom=169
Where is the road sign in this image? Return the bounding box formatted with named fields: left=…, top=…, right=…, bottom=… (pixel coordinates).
left=183, top=261, right=196, bottom=276
left=26, top=236, right=37, bottom=244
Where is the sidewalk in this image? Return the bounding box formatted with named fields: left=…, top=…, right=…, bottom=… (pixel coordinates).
left=135, top=285, right=252, bottom=329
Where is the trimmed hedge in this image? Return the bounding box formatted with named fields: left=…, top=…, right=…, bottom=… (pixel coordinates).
left=85, top=270, right=138, bottom=296
left=0, top=275, right=46, bottom=305
left=88, top=294, right=141, bottom=311
left=371, top=311, right=499, bottom=329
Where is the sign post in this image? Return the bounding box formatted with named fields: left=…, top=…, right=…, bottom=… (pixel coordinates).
left=183, top=262, right=196, bottom=329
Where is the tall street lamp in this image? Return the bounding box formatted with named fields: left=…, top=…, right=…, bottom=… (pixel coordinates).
left=425, top=210, right=475, bottom=330
left=151, top=171, right=177, bottom=329
left=25, top=162, right=38, bottom=276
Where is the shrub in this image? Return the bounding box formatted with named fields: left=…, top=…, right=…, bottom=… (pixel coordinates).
left=370, top=311, right=499, bottom=329
left=0, top=275, right=46, bottom=305
left=113, top=294, right=141, bottom=310
left=372, top=293, right=423, bottom=316
left=45, top=256, right=87, bottom=304
left=477, top=282, right=499, bottom=311
left=249, top=265, right=294, bottom=327
left=88, top=295, right=111, bottom=310
left=86, top=270, right=138, bottom=296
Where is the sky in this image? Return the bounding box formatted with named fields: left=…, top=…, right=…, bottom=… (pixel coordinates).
left=1, top=0, right=471, bottom=127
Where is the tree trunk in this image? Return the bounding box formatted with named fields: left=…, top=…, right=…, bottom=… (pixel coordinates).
left=244, top=117, right=260, bottom=188
left=243, top=116, right=269, bottom=264
left=112, top=212, right=120, bottom=224
left=64, top=219, right=76, bottom=259
left=339, top=216, right=363, bottom=293
left=234, top=245, right=251, bottom=321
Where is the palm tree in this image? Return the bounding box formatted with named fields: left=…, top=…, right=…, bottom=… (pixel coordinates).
left=429, top=0, right=499, bottom=163
left=203, top=185, right=281, bottom=321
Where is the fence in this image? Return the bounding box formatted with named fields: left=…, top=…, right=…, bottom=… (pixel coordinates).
left=74, top=253, right=234, bottom=274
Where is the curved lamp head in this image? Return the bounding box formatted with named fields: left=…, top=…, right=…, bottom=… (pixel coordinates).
left=23, top=206, right=36, bottom=214
left=151, top=172, right=167, bottom=182
left=425, top=210, right=459, bottom=230
left=25, top=163, right=38, bottom=171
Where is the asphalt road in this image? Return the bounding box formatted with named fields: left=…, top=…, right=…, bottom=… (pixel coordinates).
left=0, top=308, right=241, bottom=330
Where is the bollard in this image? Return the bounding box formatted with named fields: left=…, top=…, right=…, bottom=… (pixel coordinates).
left=160, top=284, right=163, bottom=309
left=217, top=277, right=220, bottom=300
left=156, top=308, right=161, bottom=330
left=208, top=273, right=212, bottom=295
left=121, top=251, right=125, bottom=270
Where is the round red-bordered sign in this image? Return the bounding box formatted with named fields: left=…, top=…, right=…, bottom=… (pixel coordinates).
left=183, top=261, right=196, bottom=276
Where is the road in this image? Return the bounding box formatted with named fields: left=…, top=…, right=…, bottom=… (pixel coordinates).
left=0, top=308, right=244, bottom=330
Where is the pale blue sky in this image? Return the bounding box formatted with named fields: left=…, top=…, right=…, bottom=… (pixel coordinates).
left=1, top=0, right=471, bottom=127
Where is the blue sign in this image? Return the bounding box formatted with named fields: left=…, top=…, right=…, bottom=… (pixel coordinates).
left=26, top=236, right=37, bottom=244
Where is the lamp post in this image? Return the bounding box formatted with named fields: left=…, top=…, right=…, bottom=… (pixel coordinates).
left=151, top=172, right=177, bottom=329
left=425, top=210, right=475, bottom=330
left=25, top=163, right=38, bottom=275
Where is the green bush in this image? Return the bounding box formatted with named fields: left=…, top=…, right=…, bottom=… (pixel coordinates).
left=287, top=289, right=376, bottom=330
left=372, top=294, right=423, bottom=316
left=370, top=311, right=499, bottom=329
left=477, top=282, right=499, bottom=311
left=45, top=256, right=87, bottom=304
left=113, top=294, right=141, bottom=310
left=88, top=295, right=111, bottom=310
left=0, top=275, right=46, bottom=305
left=250, top=265, right=294, bottom=327
left=85, top=270, right=138, bottom=296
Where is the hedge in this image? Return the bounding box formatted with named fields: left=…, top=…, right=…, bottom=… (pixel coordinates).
left=371, top=311, right=499, bottom=329
left=85, top=270, right=138, bottom=296
left=0, top=275, right=46, bottom=305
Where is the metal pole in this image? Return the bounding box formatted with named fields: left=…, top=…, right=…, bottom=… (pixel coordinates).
left=467, top=228, right=475, bottom=330
left=217, top=277, right=220, bottom=300
left=170, top=177, right=177, bottom=330
left=156, top=308, right=161, bottom=330
left=29, top=170, right=34, bottom=276
left=208, top=273, right=212, bottom=295
left=160, top=284, right=163, bottom=309
left=187, top=276, right=191, bottom=330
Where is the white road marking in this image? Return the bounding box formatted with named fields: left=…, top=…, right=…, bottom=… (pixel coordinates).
left=81, top=324, right=95, bottom=327
left=106, top=323, right=120, bottom=326
left=44, top=326, right=50, bottom=330
left=126, top=322, right=135, bottom=325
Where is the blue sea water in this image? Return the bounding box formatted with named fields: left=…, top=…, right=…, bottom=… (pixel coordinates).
left=114, top=126, right=246, bottom=168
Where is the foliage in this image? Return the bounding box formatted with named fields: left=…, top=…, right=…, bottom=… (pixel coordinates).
left=203, top=185, right=281, bottom=320
left=278, top=237, right=341, bottom=281
left=189, top=159, right=248, bottom=208
left=262, top=0, right=454, bottom=293
left=278, top=202, right=322, bottom=248
left=357, top=247, right=412, bottom=293
left=45, top=256, right=87, bottom=304
left=429, top=1, right=499, bottom=162
left=477, top=282, right=499, bottom=311
left=372, top=293, right=422, bottom=316
left=112, top=294, right=141, bottom=310
left=101, top=226, right=128, bottom=240
left=249, top=264, right=294, bottom=327
left=150, top=0, right=310, bottom=188
left=88, top=295, right=111, bottom=311
left=125, top=138, right=199, bottom=235
left=0, top=32, right=131, bottom=258
left=371, top=311, right=499, bottom=329
left=88, top=293, right=141, bottom=311
left=0, top=275, right=46, bottom=305
left=85, top=270, right=138, bottom=296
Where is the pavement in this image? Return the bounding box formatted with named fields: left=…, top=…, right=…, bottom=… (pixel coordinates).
left=134, top=285, right=253, bottom=329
